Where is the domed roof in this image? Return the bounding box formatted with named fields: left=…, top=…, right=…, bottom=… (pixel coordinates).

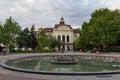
left=54, top=17, right=72, bottom=29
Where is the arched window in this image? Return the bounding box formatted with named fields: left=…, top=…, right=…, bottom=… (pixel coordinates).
left=58, top=35, right=61, bottom=41
left=62, top=35, right=65, bottom=42
left=67, top=35, right=69, bottom=42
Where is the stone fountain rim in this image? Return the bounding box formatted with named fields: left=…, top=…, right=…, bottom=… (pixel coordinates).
left=1, top=54, right=120, bottom=75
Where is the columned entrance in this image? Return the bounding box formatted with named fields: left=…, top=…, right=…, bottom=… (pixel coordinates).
left=60, top=44, right=73, bottom=51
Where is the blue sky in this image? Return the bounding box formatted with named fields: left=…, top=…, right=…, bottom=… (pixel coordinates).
left=0, top=0, right=120, bottom=28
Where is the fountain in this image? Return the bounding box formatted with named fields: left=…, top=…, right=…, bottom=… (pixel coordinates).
left=51, top=55, right=78, bottom=64
left=1, top=53, right=120, bottom=75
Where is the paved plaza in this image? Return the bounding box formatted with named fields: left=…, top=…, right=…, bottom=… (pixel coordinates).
left=0, top=52, right=120, bottom=80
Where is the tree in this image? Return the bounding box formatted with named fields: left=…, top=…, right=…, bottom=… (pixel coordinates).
left=1, top=17, right=21, bottom=51
left=79, top=8, right=120, bottom=51
left=17, top=28, right=30, bottom=50
left=28, top=25, right=38, bottom=49
left=37, top=28, right=49, bottom=49
left=0, top=23, right=3, bottom=43
left=49, top=36, right=61, bottom=51
left=74, top=37, right=81, bottom=50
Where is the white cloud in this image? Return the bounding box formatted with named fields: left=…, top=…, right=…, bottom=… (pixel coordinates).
left=26, top=0, right=35, bottom=4
left=103, top=0, right=120, bottom=9
left=0, top=0, right=120, bottom=29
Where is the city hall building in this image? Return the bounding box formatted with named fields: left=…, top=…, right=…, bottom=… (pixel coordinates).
left=43, top=17, right=80, bottom=51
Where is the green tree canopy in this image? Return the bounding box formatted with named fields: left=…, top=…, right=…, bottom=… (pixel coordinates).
left=17, top=28, right=30, bottom=49
left=80, top=8, right=120, bottom=51
left=49, top=36, right=61, bottom=51
left=0, top=17, right=21, bottom=48
left=29, top=25, right=38, bottom=49
left=37, top=28, right=49, bottom=49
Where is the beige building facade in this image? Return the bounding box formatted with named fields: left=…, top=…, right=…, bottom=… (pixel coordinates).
left=43, top=17, right=80, bottom=51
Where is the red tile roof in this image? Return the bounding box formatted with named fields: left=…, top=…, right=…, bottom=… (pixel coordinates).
left=43, top=28, right=53, bottom=33
left=73, top=28, right=80, bottom=33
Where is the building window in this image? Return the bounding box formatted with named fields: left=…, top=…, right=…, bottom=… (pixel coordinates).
left=62, top=35, right=65, bottom=42
left=58, top=35, right=61, bottom=41
left=67, top=35, right=69, bottom=42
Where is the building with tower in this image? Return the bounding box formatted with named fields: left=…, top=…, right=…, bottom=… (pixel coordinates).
left=43, top=17, right=80, bottom=51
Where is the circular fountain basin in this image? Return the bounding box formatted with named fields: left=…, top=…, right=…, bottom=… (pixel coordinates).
left=1, top=54, right=120, bottom=75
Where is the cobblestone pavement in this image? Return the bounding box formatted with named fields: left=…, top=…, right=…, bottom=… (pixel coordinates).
left=0, top=73, right=48, bottom=80
left=0, top=52, right=120, bottom=80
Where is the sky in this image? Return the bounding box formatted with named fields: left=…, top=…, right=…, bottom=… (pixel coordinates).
left=0, top=0, right=120, bottom=29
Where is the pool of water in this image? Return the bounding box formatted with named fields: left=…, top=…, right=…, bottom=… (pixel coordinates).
left=6, top=57, right=120, bottom=72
